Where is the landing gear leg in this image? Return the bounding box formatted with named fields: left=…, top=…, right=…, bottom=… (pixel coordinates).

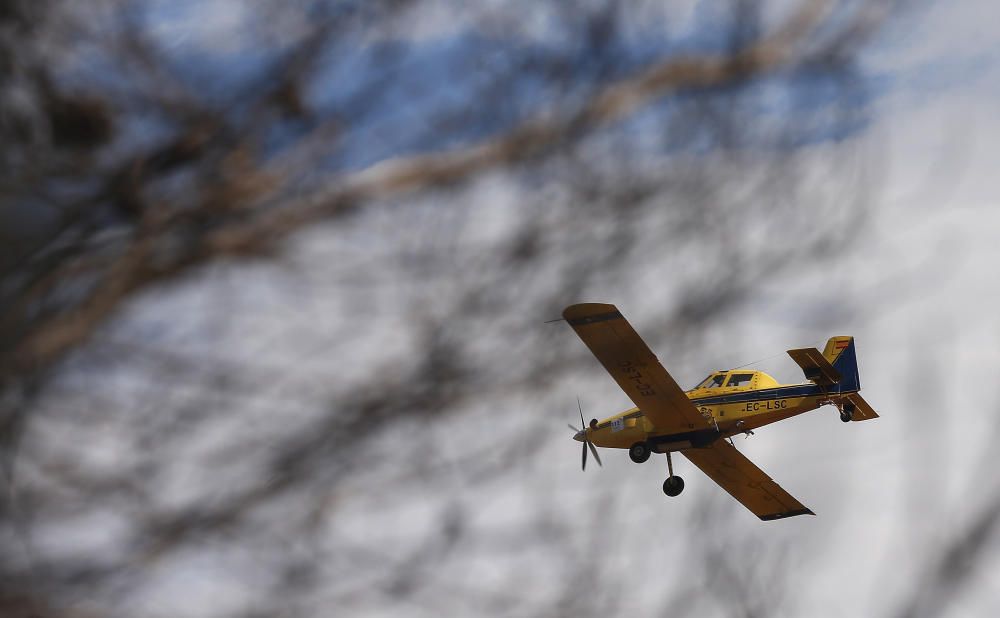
left=662, top=452, right=685, bottom=497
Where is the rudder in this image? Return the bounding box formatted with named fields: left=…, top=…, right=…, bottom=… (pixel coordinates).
left=823, top=336, right=860, bottom=392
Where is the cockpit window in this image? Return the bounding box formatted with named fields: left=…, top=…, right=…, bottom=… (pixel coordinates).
left=695, top=374, right=726, bottom=389
left=727, top=373, right=754, bottom=387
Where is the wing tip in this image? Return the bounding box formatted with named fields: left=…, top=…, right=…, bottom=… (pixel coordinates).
left=563, top=302, right=618, bottom=314
left=562, top=303, right=623, bottom=326
left=759, top=508, right=815, bottom=521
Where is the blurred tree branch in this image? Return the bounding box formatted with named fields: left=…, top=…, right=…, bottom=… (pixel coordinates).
left=2, top=0, right=867, bottom=383
left=0, top=1, right=904, bottom=617
left=895, top=490, right=1000, bottom=618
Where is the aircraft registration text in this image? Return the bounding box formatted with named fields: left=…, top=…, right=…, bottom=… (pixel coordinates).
left=745, top=399, right=788, bottom=412
left=619, top=361, right=655, bottom=396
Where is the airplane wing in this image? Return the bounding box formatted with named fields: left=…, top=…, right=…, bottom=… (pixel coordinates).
left=681, top=440, right=814, bottom=520
left=562, top=303, right=708, bottom=435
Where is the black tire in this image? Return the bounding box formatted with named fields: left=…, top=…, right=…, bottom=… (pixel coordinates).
left=662, top=476, right=685, bottom=497
left=842, top=403, right=856, bottom=422
left=629, top=442, right=651, bottom=464
left=840, top=410, right=852, bottom=423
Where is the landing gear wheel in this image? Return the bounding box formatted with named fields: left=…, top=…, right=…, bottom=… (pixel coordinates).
left=629, top=442, right=651, bottom=464
left=840, top=403, right=856, bottom=423
left=662, top=476, right=685, bottom=497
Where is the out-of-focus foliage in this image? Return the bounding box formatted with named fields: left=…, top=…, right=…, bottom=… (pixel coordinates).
left=6, top=1, right=996, bottom=617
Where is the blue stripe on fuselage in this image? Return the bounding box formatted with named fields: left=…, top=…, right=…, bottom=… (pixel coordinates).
left=689, top=382, right=858, bottom=406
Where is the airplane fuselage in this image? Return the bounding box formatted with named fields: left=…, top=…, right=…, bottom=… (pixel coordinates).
left=585, top=381, right=857, bottom=453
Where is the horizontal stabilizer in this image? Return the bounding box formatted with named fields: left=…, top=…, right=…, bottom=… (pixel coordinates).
left=844, top=392, right=879, bottom=421
left=787, top=347, right=843, bottom=386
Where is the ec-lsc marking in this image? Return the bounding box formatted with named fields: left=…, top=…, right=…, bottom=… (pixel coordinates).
left=746, top=399, right=788, bottom=412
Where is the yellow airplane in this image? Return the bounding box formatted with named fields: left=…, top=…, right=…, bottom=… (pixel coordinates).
left=564, top=303, right=878, bottom=521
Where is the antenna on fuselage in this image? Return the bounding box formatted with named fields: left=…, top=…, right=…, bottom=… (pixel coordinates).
left=728, top=350, right=787, bottom=371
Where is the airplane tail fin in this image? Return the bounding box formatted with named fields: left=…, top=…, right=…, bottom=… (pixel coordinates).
left=822, top=336, right=860, bottom=392
left=789, top=336, right=877, bottom=421
left=824, top=337, right=878, bottom=421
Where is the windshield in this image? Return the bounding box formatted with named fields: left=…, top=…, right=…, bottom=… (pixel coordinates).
left=694, top=374, right=726, bottom=389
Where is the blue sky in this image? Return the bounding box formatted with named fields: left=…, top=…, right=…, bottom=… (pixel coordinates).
left=131, top=1, right=897, bottom=168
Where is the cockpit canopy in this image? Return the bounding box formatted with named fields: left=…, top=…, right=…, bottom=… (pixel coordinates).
left=694, top=373, right=727, bottom=389
left=691, top=370, right=778, bottom=391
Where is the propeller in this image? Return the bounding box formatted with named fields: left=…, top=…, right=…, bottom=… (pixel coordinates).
left=570, top=397, right=602, bottom=471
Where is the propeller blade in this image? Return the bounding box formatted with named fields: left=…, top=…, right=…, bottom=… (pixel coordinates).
left=577, top=397, right=586, bottom=429
left=568, top=424, right=581, bottom=433
left=581, top=441, right=588, bottom=471
left=587, top=439, right=603, bottom=467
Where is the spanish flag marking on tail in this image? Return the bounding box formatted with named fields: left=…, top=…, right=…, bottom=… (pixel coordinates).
left=822, top=336, right=853, bottom=365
